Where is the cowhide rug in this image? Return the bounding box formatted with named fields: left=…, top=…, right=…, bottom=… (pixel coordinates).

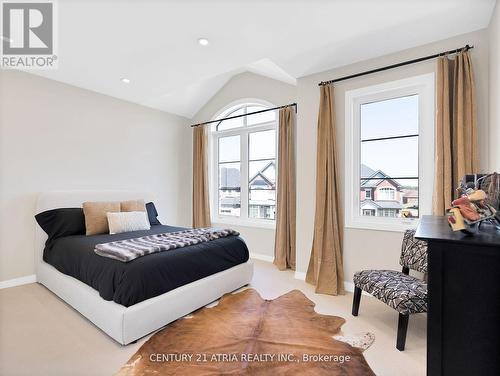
left=116, top=289, right=375, bottom=375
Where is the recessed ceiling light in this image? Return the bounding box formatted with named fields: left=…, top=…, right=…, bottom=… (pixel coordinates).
left=121, top=78, right=130, bottom=84
left=198, top=38, right=209, bottom=46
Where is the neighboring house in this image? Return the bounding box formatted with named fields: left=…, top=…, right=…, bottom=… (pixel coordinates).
left=219, top=161, right=276, bottom=219
left=360, top=164, right=404, bottom=218
left=219, top=167, right=241, bottom=215
left=401, top=189, right=419, bottom=218
left=248, top=161, right=276, bottom=219
left=360, top=200, right=404, bottom=218
left=219, top=167, right=241, bottom=191
left=402, top=189, right=418, bottom=205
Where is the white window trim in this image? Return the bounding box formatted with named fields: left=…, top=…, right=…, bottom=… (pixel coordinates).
left=209, top=99, right=277, bottom=229
left=344, top=73, right=435, bottom=232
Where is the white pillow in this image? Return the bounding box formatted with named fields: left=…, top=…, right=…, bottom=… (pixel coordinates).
left=106, top=211, right=151, bottom=234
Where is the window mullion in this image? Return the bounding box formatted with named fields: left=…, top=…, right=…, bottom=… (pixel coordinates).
left=213, top=134, right=220, bottom=218
left=361, top=134, right=419, bottom=143
left=240, top=131, right=249, bottom=220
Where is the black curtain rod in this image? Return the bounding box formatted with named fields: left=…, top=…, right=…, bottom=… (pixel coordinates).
left=318, top=44, right=473, bottom=86
left=190, top=103, right=297, bottom=128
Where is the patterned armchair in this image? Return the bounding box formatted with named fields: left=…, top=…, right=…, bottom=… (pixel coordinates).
left=352, top=229, right=428, bottom=351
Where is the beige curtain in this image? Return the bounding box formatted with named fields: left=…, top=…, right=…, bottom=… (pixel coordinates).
left=433, top=51, right=478, bottom=215
left=306, top=84, right=344, bottom=295
left=192, top=125, right=211, bottom=228
left=273, top=107, right=296, bottom=271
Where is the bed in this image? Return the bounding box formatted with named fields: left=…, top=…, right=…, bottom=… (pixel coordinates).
left=35, top=191, right=254, bottom=345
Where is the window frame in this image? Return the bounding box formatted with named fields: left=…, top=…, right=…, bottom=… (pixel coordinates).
left=344, top=73, right=435, bottom=232
left=209, top=100, right=277, bottom=229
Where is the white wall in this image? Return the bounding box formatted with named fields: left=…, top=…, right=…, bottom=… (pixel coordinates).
left=296, top=29, right=490, bottom=279
left=489, top=2, right=500, bottom=171
left=190, top=72, right=297, bottom=259
left=0, top=71, right=191, bottom=282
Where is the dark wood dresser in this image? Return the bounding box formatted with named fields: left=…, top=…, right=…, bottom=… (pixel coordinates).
left=415, top=215, right=500, bottom=376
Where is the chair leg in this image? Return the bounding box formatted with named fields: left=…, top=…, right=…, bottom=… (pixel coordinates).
left=396, top=313, right=409, bottom=351
left=352, top=286, right=362, bottom=316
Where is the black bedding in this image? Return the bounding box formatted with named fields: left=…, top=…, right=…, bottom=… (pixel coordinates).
left=43, top=225, right=249, bottom=307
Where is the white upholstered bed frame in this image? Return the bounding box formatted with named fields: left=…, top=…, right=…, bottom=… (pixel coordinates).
left=35, top=191, right=254, bottom=345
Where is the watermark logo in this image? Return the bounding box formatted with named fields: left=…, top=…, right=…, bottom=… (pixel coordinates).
left=1, top=1, right=57, bottom=69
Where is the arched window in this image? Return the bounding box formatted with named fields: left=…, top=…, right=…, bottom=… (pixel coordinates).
left=211, top=102, right=277, bottom=225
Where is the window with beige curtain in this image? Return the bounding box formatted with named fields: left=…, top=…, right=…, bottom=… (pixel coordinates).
left=433, top=50, right=478, bottom=215
left=273, top=107, right=296, bottom=271
left=192, top=125, right=211, bottom=228
left=306, top=84, right=344, bottom=295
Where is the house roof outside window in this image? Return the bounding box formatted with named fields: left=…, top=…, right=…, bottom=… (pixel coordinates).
left=249, top=161, right=276, bottom=189
left=360, top=164, right=402, bottom=189
left=360, top=199, right=402, bottom=210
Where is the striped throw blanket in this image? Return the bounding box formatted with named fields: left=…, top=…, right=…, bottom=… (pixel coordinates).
left=94, top=228, right=239, bottom=262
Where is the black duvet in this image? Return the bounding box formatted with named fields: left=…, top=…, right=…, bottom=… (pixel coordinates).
left=43, top=225, right=249, bottom=307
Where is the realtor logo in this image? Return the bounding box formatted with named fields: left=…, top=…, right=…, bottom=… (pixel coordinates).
left=1, top=1, right=57, bottom=69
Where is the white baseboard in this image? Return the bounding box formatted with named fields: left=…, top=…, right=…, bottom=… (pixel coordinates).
left=344, top=281, right=355, bottom=293
left=289, top=276, right=370, bottom=297
left=344, top=281, right=370, bottom=296
left=294, top=271, right=306, bottom=280
left=246, top=258, right=370, bottom=297
left=249, top=252, right=274, bottom=263
left=0, top=274, right=37, bottom=289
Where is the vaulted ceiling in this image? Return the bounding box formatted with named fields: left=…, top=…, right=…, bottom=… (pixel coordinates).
left=28, top=0, right=495, bottom=118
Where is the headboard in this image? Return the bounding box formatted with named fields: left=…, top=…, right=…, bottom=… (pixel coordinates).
left=35, top=190, right=153, bottom=274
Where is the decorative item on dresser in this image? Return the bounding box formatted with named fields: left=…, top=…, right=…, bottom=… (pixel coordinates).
left=446, top=173, right=500, bottom=234
left=352, top=229, right=428, bottom=351
left=416, top=215, right=500, bottom=376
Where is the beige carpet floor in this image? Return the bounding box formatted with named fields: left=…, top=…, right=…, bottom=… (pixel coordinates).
left=0, top=259, right=426, bottom=376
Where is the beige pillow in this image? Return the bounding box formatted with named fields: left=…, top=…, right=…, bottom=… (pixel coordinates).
left=121, top=199, right=146, bottom=212
left=83, top=201, right=121, bottom=235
